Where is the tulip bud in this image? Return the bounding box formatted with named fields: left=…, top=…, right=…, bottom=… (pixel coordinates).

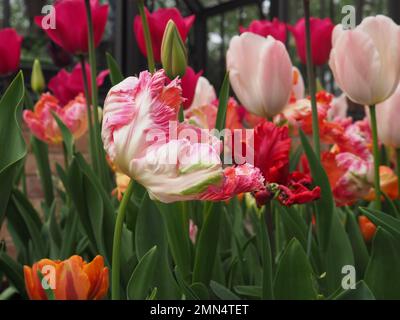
left=161, top=20, right=187, bottom=79
left=31, top=59, right=45, bottom=94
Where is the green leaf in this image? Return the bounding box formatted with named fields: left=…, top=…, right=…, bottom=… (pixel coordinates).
left=127, top=246, right=158, bottom=300
left=30, top=137, right=54, bottom=209
left=234, top=285, right=261, bottom=299
left=333, top=281, right=375, bottom=300
left=0, top=72, right=26, bottom=226
left=273, top=238, right=317, bottom=300
left=360, top=207, right=400, bottom=242
left=210, top=281, right=240, bottom=300
left=0, top=252, right=26, bottom=298
left=365, top=227, right=400, bottom=299
left=257, top=208, right=273, bottom=300
left=193, top=202, right=222, bottom=285
left=106, top=52, right=124, bottom=85
left=157, top=201, right=191, bottom=282
left=299, top=130, right=334, bottom=252
left=290, top=144, right=303, bottom=172
left=135, top=194, right=180, bottom=299
left=190, top=282, right=210, bottom=299
left=52, top=112, right=74, bottom=163
left=345, top=209, right=369, bottom=277
left=214, top=72, right=230, bottom=132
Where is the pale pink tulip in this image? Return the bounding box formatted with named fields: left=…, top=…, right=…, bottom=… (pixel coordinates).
left=189, top=76, right=216, bottom=110
left=328, top=93, right=348, bottom=120
left=227, top=33, right=293, bottom=118
left=291, top=67, right=305, bottom=101
left=329, top=15, right=400, bottom=106
left=376, top=83, right=400, bottom=148
left=102, top=70, right=264, bottom=203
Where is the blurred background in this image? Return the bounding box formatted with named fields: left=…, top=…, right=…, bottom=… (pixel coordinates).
left=0, top=0, right=399, bottom=91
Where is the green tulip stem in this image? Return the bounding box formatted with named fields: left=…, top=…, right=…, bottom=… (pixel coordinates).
left=303, top=0, right=321, bottom=160
left=369, top=105, right=382, bottom=210
left=138, top=0, right=156, bottom=73
left=396, top=148, right=400, bottom=200
left=111, top=180, right=135, bottom=300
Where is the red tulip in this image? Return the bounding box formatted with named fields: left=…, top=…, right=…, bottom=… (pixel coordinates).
left=0, top=28, right=22, bottom=75
left=181, top=67, right=202, bottom=109
left=48, top=62, right=109, bottom=105
left=35, top=0, right=109, bottom=55
left=288, top=17, right=334, bottom=66
left=240, top=18, right=287, bottom=43
left=134, top=8, right=195, bottom=63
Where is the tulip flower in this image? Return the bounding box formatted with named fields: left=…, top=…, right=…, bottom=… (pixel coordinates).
left=365, top=166, right=399, bottom=201
left=240, top=18, right=287, bottom=43
left=102, top=69, right=264, bottom=203
left=35, top=0, right=109, bottom=55
left=289, top=17, right=334, bottom=66
left=291, top=67, right=305, bottom=102
left=24, top=255, right=108, bottom=300
left=189, top=219, right=198, bottom=244
left=376, top=83, right=400, bottom=148
left=31, top=59, right=45, bottom=94
left=134, top=8, right=195, bottom=63
left=48, top=62, right=109, bottom=105
left=23, top=93, right=88, bottom=144
left=358, top=216, right=376, bottom=243
left=329, top=15, right=400, bottom=106
left=0, top=28, right=22, bottom=75
left=227, top=33, right=293, bottom=119
left=161, top=20, right=188, bottom=79
left=181, top=67, right=203, bottom=109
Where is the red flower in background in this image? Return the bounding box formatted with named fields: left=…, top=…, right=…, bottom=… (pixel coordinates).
left=181, top=67, right=202, bottom=109
left=35, top=0, right=109, bottom=55
left=48, top=62, right=109, bottom=105
left=288, top=17, right=334, bottom=66
left=0, top=28, right=22, bottom=75
left=240, top=18, right=287, bottom=43
left=134, top=8, right=195, bottom=62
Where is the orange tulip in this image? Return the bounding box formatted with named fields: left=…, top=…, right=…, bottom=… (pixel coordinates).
left=358, top=216, right=376, bottom=243
left=24, top=255, right=108, bottom=300
left=365, top=166, right=399, bottom=201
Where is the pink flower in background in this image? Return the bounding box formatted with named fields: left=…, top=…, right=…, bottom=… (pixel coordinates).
left=240, top=18, right=287, bottom=43
left=0, top=28, right=22, bottom=75
left=102, top=69, right=263, bottom=203
left=35, top=0, right=109, bottom=55
left=227, top=33, right=293, bottom=119
left=188, top=76, right=217, bottom=110
left=181, top=67, right=203, bottom=109
left=329, top=15, right=400, bottom=106
left=23, top=93, right=88, bottom=145
left=189, top=220, right=198, bottom=244
left=48, top=63, right=109, bottom=105
left=289, top=17, right=334, bottom=66
left=134, top=8, right=195, bottom=62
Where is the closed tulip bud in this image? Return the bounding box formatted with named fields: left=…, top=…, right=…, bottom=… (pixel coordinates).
left=31, top=59, right=45, bottom=94
left=161, top=20, right=187, bottom=79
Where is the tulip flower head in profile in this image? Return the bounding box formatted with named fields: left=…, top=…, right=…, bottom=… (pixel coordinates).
left=329, top=15, right=400, bottom=106
left=375, top=83, right=400, bottom=148
left=24, top=255, right=109, bottom=300
left=161, top=20, right=188, bottom=79
left=239, top=18, right=287, bottom=43
left=102, top=70, right=264, bottom=203
left=289, top=17, right=334, bottom=66
left=0, top=28, right=22, bottom=75
left=35, top=0, right=109, bottom=55
left=134, top=8, right=195, bottom=63
left=23, top=93, right=88, bottom=145
left=227, top=33, right=293, bottom=119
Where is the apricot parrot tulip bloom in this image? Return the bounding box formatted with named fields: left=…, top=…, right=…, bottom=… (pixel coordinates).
left=329, top=15, right=400, bottom=106
left=24, top=255, right=109, bottom=300
left=227, top=33, right=293, bottom=119
left=35, top=0, right=109, bottom=55
left=240, top=18, right=287, bottom=43
left=102, top=70, right=264, bottom=203
left=134, top=8, right=195, bottom=63
left=0, top=28, right=22, bottom=75
left=376, top=83, right=400, bottom=148
left=23, top=93, right=88, bottom=144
